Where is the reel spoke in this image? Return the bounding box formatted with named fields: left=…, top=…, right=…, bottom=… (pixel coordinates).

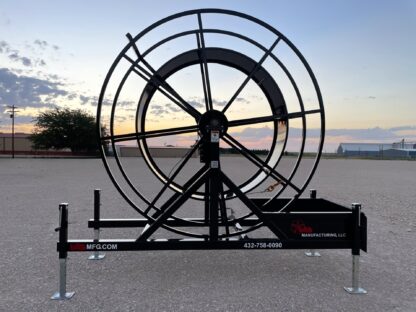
left=102, top=125, right=198, bottom=143
left=222, top=37, right=281, bottom=114
left=223, top=133, right=301, bottom=193
left=138, top=167, right=210, bottom=241
left=196, top=13, right=213, bottom=111
left=97, top=8, right=325, bottom=239
left=220, top=171, right=287, bottom=239
left=123, top=40, right=201, bottom=119
left=227, top=109, right=321, bottom=128
left=144, top=141, right=201, bottom=215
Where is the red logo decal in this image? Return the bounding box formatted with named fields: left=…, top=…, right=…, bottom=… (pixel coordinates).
left=69, top=243, right=86, bottom=251
left=291, top=220, right=313, bottom=234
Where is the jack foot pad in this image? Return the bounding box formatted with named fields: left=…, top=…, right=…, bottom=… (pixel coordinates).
left=88, top=253, right=105, bottom=260
left=51, top=292, right=75, bottom=300
left=305, top=250, right=321, bottom=257
left=344, top=287, right=367, bottom=294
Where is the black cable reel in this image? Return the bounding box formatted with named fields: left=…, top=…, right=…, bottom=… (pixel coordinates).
left=51, top=9, right=369, bottom=300
left=96, top=8, right=325, bottom=240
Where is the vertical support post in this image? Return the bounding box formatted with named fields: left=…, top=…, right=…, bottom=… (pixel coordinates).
left=204, top=181, right=209, bottom=226
left=344, top=203, right=367, bottom=294
left=208, top=130, right=220, bottom=241
left=11, top=109, right=15, bottom=159
left=51, top=203, right=75, bottom=300
left=305, top=189, right=321, bottom=257
left=89, top=189, right=105, bottom=260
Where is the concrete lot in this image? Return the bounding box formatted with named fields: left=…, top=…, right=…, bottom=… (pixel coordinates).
left=0, top=158, right=415, bottom=311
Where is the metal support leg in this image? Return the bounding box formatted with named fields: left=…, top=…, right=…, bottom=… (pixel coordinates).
left=51, top=203, right=74, bottom=300
left=305, top=190, right=320, bottom=257
left=89, top=189, right=105, bottom=260
left=88, top=229, right=105, bottom=260
left=344, top=255, right=367, bottom=294
left=344, top=203, right=367, bottom=294
left=51, top=259, right=75, bottom=300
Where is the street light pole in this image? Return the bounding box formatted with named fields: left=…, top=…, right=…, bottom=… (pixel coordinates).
left=6, top=105, right=19, bottom=159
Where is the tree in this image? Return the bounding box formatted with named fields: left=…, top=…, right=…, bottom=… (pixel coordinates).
left=30, top=108, right=106, bottom=155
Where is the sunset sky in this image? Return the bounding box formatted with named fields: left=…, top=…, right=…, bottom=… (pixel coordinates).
left=0, top=0, right=415, bottom=152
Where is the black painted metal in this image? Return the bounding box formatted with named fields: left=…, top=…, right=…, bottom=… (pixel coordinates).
left=53, top=10, right=370, bottom=295
left=96, top=9, right=325, bottom=237
left=56, top=204, right=68, bottom=259
left=93, top=190, right=100, bottom=230
left=63, top=197, right=368, bottom=252
left=82, top=8, right=364, bottom=250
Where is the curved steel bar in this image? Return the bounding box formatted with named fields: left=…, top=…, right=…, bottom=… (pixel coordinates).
left=123, top=55, right=201, bottom=119
left=136, top=47, right=284, bottom=201
left=104, top=63, right=207, bottom=236
left=143, top=141, right=202, bottom=215
left=97, top=8, right=325, bottom=238
left=223, top=134, right=301, bottom=193
left=107, top=62, right=201, bottom=228
left=196, top=13, right=213, bottom=112
left=221, top=37, right=281, bottom=114
left=126, top=33, right=200, bottom=119
left=109, top=65, right=152, bottom=208
left=135, top=26, right=320, bottom=210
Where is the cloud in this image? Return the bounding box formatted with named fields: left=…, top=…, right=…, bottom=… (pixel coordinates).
left=188, top=99, right=204, bottom=109
left=0, top=68, right=67, bottom=108
left=0, top=40, right=11, bottom=53
left=34, top=39, right=48, bottom=49
left=229, top=125, right=416, bottom=146
left=79, top=95, right=90, bottom=104
left=76, top=94, right=113, bottom=106
left=235, top=97, right=249, bottom=104
left=118, top=100, right=135, bottom=107
left=0, top=40, right=57, bottom=68
left=326, top=127, right=396, bottom=140
left=388, top=125, right=416, bottom=132
left=150, top=104, right=169, bottom=116
left=212, top=99, right=227, bottom=107
left=165, top=102, right=181, bottom=112
left=186, top=96, right=249, bottom=109
left=8, top=51, right=33, bottom=67
left=229, top=126, right=273, bottom=139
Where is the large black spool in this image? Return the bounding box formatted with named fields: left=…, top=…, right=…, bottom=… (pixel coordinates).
left=96, top=8, right=325, bottom=239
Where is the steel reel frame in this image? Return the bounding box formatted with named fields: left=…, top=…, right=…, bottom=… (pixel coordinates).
left=52, top=10, right=369, bottom=299
left=97, top=8, right=325, bottom=239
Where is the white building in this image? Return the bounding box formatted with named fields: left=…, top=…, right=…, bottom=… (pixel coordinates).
left=337, top=141, right=416, bottom=159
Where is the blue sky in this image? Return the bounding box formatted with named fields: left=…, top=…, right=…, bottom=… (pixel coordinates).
left=0, top=0, right=415, bottom=151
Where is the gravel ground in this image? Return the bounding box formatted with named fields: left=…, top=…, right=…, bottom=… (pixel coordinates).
left=0, top=157, right=415, bottom=312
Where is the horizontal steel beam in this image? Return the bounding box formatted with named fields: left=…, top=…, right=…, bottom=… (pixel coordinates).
left=88, top=217, right=261, bottom=228
left=62, top=238, right=353, bottom=252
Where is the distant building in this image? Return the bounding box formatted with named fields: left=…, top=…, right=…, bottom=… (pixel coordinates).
left=0, top=133, right=196, bottom=158
left=337, top=141, right=416, bottom=159
left=0, top=133, right=71, bottom=156
left=0, top=133, right=33, bottom=154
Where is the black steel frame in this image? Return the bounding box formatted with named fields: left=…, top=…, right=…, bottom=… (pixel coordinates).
left=96, top=8, right=326, bottom=239
left=52, top=9, right=368, bottom=298
left=57, top=190, right=367, bottom=253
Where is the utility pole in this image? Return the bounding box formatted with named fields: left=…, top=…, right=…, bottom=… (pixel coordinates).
left=6, top=105, right=19, bottom=158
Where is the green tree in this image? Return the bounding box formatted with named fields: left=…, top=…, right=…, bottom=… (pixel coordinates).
left=30, top=108, right=106, bottom=155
